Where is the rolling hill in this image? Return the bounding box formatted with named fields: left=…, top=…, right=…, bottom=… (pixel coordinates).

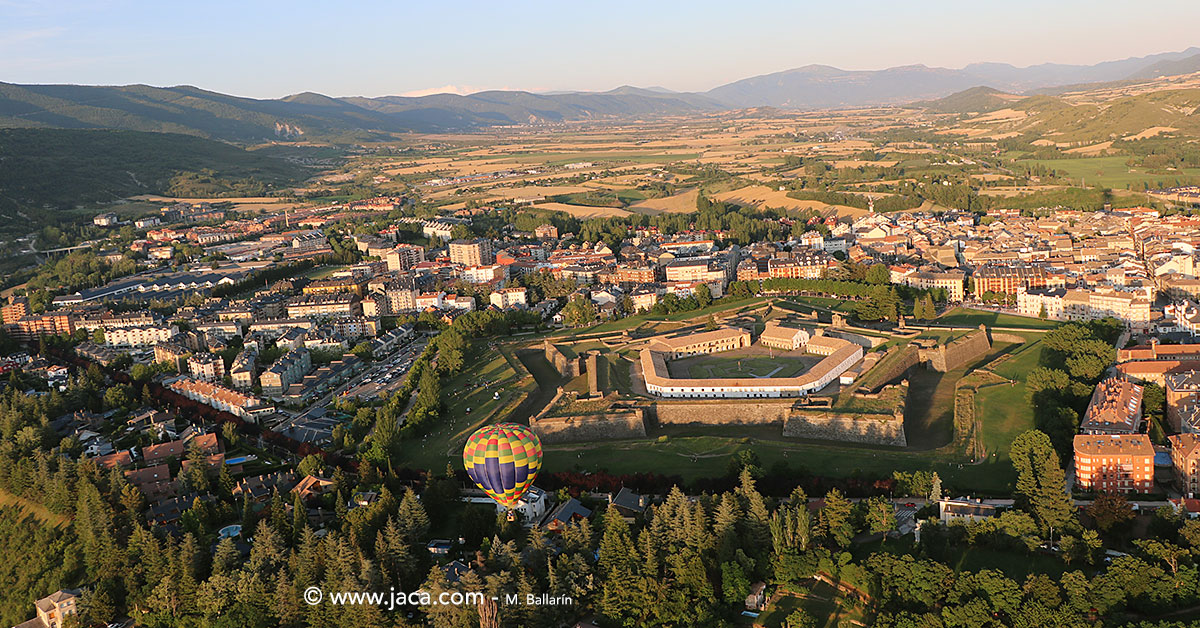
left=0, top=128, right=309, bottom=223
left=5, top=48, right=1200, bottom=139
left=0, top=83, right=723, bottom=142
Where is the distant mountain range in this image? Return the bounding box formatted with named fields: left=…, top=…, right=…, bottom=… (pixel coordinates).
left=2, top=47, right=1199, bottom=140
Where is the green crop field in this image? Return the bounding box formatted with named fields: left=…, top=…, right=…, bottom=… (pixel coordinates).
left=1019, top=155, right=1200, bottom=189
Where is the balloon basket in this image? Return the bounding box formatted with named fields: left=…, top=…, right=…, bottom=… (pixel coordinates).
left=506, top=511, right=516, bottom=522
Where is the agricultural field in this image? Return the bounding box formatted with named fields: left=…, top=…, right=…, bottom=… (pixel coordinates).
left=1019, top=155, right=1200, bottom=189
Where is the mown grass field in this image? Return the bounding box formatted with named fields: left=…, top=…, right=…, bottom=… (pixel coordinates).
left=404, top=345, right=536, bottom=471
left=974, top=337, right=1047, bottom=461
left=681, top=355, right=814, bottom=379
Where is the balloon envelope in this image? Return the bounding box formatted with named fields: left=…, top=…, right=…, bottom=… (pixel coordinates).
left=463, top=423, right=543, bottom=509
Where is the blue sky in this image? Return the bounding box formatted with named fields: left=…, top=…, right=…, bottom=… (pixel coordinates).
left=1, top=0, right=1198, bottom=98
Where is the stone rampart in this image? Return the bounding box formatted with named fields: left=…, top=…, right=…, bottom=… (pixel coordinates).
left=531, top=408, right=647, bottom=443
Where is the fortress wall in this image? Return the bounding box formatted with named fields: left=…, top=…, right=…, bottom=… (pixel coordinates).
left=861, top=345, right=920, bottom=392
left=544, top=340, right=584, bottom=379
left=919, top=327, right=992, bottom=372
left=654, top=400, right=794, bottom=426
left=531, top=409, right=647, bottom=443
left=990, top=332, right=1028, bottom=345
left=783, top=413, right=907, bottom=446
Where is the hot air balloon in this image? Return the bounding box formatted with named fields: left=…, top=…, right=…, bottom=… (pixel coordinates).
left=463, top=423, right=543, bottom=514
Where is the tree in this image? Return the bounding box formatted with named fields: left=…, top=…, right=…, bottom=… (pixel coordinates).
left=819, top=488, right=854, bottom=548
left=720, top=561, right=750, bottom=604
left=704, top=314, right=718, bottom=331
left=929, top=472, right=942, bottom=502
left=695, top=283, right=713, bottom=308
left=785, top=609, right=816, bottom=628
left=1039, top=303, right=1048, bottom=319
left=1010, top=430, right=1075, bottom=535
left=865, top=496, right=897, bottom=542
left=563, top=296, right=597, bottom=327
left=1086, top=492, right=1135, bottom=535
left=865, top=263, right=890, bottom=285
left=297, top=454, right=325, bottom=478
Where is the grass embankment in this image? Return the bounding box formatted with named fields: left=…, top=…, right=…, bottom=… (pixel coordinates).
left=936, top=307, right=1059, bottom=329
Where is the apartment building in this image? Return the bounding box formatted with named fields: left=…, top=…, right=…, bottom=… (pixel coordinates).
left=0, top=297, right=29, bottom=324
left=1062, top=288, right=1152, bottom=331
left=903, top=268, right=965, bottom=302
left=489, top=287, right=528, bottom=309
left=149, top=341, right=187, bottom=370
left=1080, top=377, right=1144, bottom=434
left=1073, top=434, right=1155, bottom=493
left=1171, top=433, right=1200, bottom=497
left=461, top=264, right=506, bottom=284
left=973, top=265, right=1064, bottom=295
left=449, top=239, right=495, bottom=266
left=229, top=349, right=257, bottom=390
left=1017, top=287, right=1152, bottom=330
left=385, top=244, right=426, bottom=272
left=664, top=258, right=728, bottom=284
left=767, top=255, right=827, bottom=280
left=534, top=224, right=559, bottom=239
left=261, top=348, right=313, bottom=397
left=5, top=312, right=75, bottom=340
left=187, top=352, right=225, bottom=382
left=614, top=264, right=657, bottom=284
left=285, top=293, right=361, bottom=318
left=106, top=324, right=179, bottom=347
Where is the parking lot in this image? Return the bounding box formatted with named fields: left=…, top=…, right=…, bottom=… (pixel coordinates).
left=340, top=337, right=428, bottom=401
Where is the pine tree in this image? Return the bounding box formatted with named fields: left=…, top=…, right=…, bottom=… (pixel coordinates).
left=930, top=472, right=943, bottom=502
left=292, top=491, right=308, bottom=543
left=1010, top=430, right=1076, bottom=535
left=820, top=488, right=854, bottom=548
left=598, top=508, right=646, bottom=627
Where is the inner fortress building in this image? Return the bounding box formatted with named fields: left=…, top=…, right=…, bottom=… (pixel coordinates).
left=639, top=325, right=864, bottom=398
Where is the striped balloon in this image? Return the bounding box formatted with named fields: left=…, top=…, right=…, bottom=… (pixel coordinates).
left=462, top=423, right=543, bottom=509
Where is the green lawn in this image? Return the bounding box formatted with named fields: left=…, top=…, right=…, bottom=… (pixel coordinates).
left=936, top=307, right=1059, bottom=329
left=683, top=355, right=813, bottom=379
left=975, top=338, right=1046, bottom=460
left=542, top=434, right=1017, bottom=495
left=404, top=346, right=536, bottom=471
left=1019, top=155, right=1200, bottom=190
left=779, top=296, right=860, bottom=313
left=749, top=581, right=868, bottom=628
left=548, top=297, right=766, bottom=336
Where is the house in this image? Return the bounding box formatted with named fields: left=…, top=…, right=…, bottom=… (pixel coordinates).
left=233, top=471, right=297, bottom=503
left=745, top=582, right=768, bottom=611
left=539, top=497, right=591, bottom=532
left=938, top=498, right=997, bottom=523
left=125, top=464, right=175, bottom=501
left=291, top=475, right=336, bottom=501
left=426, top=539, right=453, bottom=555
left=608, top=487, right=649, bottom=519
left=443, top=559, right=472, bottom=584
left=142, top=439, right=187, bottom=465
left=13, top=588, right=80, bottom=628
left=351, top=491, right=378, bottom=508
